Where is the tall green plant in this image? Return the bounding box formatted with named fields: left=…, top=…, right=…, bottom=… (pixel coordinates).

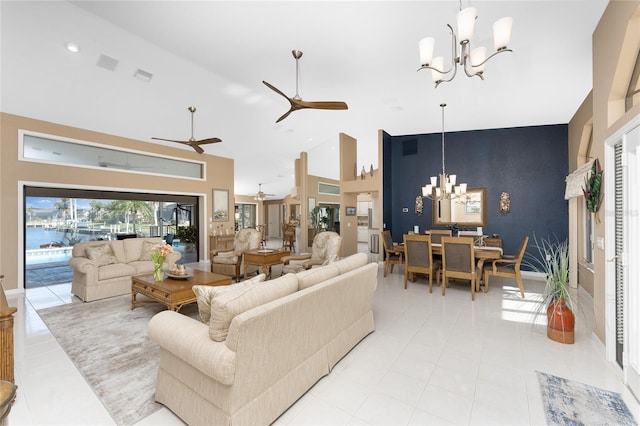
left=524, top=234, right=573, bottom=309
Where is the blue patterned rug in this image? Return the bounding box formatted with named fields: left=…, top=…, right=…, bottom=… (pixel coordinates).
left=537, top=371, right=637, bottom=425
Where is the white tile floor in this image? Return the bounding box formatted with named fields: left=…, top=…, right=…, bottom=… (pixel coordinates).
left=5, top=249, right=640, bottom=425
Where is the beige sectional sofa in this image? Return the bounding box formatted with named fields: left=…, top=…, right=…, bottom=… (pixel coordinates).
left=68, top=237, right=181, bottom=302
left=148, top=252, right=377, bottom=425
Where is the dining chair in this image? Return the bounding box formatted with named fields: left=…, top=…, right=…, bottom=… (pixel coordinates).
left=484, top=235, right=529, bottom=298
left=282, top=223, right=296, bottom=251
left=403, top=234, right=440, bottom=293
left=427, top=229, right=452, bottom=244
left=381, top=230, right=404, bottom=277
left=458, top=230, right=483, bottom=246
left=441, top=236, right=477, bottom=301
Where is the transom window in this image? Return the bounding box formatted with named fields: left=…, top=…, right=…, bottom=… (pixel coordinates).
left=20, top=130, right=205, bottom=180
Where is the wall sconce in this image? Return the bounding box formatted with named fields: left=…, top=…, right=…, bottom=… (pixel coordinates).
left=500, top=192, right=510, bottom=215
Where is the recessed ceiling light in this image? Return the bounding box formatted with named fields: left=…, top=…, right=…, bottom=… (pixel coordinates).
left=65, top=42, right=80, bottom=53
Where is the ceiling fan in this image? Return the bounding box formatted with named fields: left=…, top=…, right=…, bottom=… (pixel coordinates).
left=152, top=106, right=222, bottom=154
left=253, top=183, right=275, bottom=201
left=263, top=50, right=348, bottom=123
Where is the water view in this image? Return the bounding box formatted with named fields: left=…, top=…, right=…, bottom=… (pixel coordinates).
left=26, top=227, right=108, bottom=250
left=23, top=195, right=199, bottom=287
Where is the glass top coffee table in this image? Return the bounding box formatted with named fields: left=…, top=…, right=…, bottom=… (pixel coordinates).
left=131, top=269, right=231, bottom=312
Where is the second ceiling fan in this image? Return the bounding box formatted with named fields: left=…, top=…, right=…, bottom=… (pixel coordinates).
left=253, top=183, right=275, bottom=201
left=263, top=50, right=348, bottom=123
left=152, top=106, right=222, bottom=154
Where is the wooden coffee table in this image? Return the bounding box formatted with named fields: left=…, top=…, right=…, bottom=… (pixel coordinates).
left=243, top=249, right=290, bottom=280
left=131, top=269, right=231, bottom=312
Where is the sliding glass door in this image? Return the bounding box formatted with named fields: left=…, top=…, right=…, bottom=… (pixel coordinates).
left=24, top=186, right=199, bottom=288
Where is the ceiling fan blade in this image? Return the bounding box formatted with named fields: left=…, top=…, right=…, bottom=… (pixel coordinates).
left=263, top=81, right=289, bottom=100
left=264, top=81, right=298, bottom=123
left=194, top=137, right=222, bottom=145
left=276, top=108, right=295, bottom=123
left=186, top=143, right=204, bottom=154
left=293, top=100, right=349, bottom=110
left=151, top=136, right=188, bottom=144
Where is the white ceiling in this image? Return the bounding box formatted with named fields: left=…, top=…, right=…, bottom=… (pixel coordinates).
left=1, top=1, right=608, bottom=199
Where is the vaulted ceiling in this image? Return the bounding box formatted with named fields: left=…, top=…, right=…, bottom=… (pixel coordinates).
left=1, top=1, right=608, bottom=198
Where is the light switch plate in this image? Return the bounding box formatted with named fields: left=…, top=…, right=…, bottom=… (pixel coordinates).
left=596, top=237, right=604, bottom=249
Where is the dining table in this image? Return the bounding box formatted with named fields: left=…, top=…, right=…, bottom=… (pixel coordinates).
left=431, top=242, right=503, bottom=292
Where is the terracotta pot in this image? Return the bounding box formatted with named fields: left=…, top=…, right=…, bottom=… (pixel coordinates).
left=547, top=298, right=575, bottom=344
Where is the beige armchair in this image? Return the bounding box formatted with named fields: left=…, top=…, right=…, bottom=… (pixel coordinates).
left=211, top=228, right=262, bottom=281
left=281, top=231, right=342, bottom=274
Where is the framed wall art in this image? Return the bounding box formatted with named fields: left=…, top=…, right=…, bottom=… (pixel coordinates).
left=213, top=189, right=229, bottom=222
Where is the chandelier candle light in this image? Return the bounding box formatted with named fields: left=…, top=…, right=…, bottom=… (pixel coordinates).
left=422, top=103, right=467, bottom=201
left=418, top=1, right=513, bottom=87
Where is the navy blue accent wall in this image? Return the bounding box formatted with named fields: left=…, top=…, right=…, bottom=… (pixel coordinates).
left=383, top=124, right=568, bottom=267
left=382, top=130, right=393, bottom=232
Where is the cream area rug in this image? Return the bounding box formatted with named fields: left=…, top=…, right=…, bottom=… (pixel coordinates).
left=37, top=295, right=199, bottom=425
left=537, top=371, right=638, bottom=426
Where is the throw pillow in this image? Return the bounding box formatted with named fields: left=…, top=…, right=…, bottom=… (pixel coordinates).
left=139, top=240, right=158, bottom=261
left=192, top=274, right=266, bottom=324
left=85, top=244, right=117, bottom=267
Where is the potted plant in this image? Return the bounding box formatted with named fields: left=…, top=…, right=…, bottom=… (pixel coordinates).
left=526, top=235, right=575, bottom=344
left=176, top=225, right=198, bottom=253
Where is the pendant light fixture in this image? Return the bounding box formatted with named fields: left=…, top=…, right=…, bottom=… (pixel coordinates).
left=422, top=103, right=467, bottom=201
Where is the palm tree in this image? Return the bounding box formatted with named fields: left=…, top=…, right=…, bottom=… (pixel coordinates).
left=88, top=200, right=106, bottom=222
left=53, top=198, right=70, bottom=224
left=108, top=200, right=154, bottom=233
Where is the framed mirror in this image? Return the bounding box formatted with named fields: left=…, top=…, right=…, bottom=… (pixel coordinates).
left=432, top=187, right=487, bottom=227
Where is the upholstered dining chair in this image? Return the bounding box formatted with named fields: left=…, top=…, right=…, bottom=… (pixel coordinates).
left=210, top=228, right=262, bottom=281
left=484, top=235, right=529, bottom=298
left=441, top=236, right=478, bottom=301
left=427, top=229, right=452, bottom=244
left=381, top=230, right=404, bottom=277
left=281, top=231, right=342, bottom=274
left=403, top=234, right=440, bottom=293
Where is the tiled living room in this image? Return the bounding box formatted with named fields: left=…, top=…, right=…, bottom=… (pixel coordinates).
left=8, top=247, right=640, bottom=425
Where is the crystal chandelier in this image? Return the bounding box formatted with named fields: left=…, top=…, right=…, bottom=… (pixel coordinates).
left=422, top=103, right=467, bottom=201
left=417, top=1, right=513, bottom=88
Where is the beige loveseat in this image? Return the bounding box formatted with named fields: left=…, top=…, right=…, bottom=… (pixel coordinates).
left=148, top=252, right=377, bottom=425
left=68, top=237, right=181, bottom=302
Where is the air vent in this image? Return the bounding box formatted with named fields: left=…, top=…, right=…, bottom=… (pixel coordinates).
left=133, top=69, right=153, bottom=82
left=96, top=54, right=119, bottom=71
